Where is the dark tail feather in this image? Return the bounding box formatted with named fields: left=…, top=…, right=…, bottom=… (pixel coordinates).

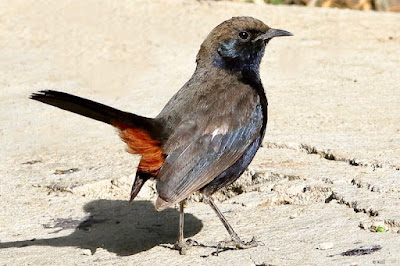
left=30, top=90, right=163, bottom=140
left=129, top=172, right=152, bottom=202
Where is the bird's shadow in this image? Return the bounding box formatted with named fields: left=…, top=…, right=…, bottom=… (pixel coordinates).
left=0, top=199, right=203, bottom=256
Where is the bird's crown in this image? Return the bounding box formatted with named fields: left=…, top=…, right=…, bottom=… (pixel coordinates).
left=196, top=17, right=291, bottom=72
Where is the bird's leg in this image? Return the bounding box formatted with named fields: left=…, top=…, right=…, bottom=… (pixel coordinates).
left=203, top=195, right=258, bottom=249
left=178, top=200, right=185, bottom=248
left=203, top=195, right=241, bottom=243
left=173, top=200, right=191, bottom=255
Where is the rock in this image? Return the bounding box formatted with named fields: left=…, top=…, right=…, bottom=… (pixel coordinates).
left=81, top=249, right=92, bottom=256
left=317, top=242, right=334, bottom=250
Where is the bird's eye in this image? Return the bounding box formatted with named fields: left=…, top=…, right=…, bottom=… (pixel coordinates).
left=239, top=31, right=249, bottom=40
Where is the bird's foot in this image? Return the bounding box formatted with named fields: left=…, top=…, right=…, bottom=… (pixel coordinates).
left=173, top=239, right=198, bottom=255
left=219, top=236, right=259, bottom=249
left=213, top=237, right=260, bottom=255
left=236, top=236, right=260, bottom=249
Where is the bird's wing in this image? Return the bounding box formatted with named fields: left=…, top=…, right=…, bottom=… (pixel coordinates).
left=155, top=104, right=263, bottom=210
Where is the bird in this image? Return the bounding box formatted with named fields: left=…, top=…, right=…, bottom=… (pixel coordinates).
left=30, top=16, right=292, bottom=254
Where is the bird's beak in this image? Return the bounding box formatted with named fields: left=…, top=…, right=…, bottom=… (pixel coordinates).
left=253, top=28, right=293, bottom=43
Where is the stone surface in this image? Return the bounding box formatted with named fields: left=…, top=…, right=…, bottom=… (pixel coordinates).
left=0, top=0, right=399, bottom=265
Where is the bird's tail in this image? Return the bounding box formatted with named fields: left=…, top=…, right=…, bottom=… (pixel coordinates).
left=30, top=90, right=162, bottom=137
left=30, top=90, right=165, bottom=199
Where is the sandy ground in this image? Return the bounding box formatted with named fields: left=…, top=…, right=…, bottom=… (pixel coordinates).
left=1, top=0, right=399, bottom=265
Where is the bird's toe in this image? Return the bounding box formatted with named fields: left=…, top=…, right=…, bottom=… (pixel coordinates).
left=173, top=239, right=198, bottom=255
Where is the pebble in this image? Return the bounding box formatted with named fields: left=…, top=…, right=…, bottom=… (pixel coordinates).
left=317, top=242, right=333, bottom=250
left=82, top=249, right=92, bottom=256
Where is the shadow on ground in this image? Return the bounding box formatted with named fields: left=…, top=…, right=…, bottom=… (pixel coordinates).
left=0, top=199, right=203, bottom=256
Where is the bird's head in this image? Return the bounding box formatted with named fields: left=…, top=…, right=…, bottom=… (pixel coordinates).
left=196, top=17, right=292, bottom=72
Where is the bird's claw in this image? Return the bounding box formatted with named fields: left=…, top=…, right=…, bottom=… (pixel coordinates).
left=237, top=236, right=261, bottom=249
left=173, top=239, right=198, bottom=255
left=222, top=236, right=260, bottom=249
left=213, top=237, right=261, bottom=255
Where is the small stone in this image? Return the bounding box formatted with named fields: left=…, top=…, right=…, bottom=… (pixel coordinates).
left=317, top=242, right=333, bottom=250
left=82, top=249, right=92, bottom=256
left=371, top=220, right=385, bottom=228
left=359, top=220, right=371, bottom=230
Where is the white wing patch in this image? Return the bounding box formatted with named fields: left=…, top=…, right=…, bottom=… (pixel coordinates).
left=204, top=124, right=230, bottom=140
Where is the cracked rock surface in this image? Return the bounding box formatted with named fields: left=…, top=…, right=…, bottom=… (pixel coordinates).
left=1, top=0, right=399, bottom=265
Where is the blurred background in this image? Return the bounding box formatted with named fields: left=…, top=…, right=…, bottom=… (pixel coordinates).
left=219, top=0, right=400, bottom=12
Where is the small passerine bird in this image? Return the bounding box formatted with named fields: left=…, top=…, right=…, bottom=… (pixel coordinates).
left=31, top=16, right=292, bottom=254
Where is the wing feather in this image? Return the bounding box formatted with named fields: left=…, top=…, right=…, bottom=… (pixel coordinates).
left=155, top=104, right=262, bottom=210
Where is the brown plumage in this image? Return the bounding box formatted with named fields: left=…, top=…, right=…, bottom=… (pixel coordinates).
left=30, top=16, right=292, bottom=254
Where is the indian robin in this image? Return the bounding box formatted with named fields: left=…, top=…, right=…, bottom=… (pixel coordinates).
left=31, top=16, right=292, bottom=254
